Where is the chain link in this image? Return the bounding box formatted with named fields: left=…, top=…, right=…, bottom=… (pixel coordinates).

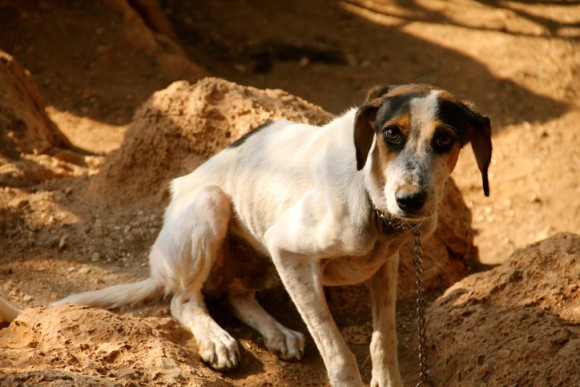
left=413, top=229, right=431, bottom=386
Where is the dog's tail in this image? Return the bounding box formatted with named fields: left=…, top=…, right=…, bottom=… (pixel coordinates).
left=52, top=278, right=164, bottom=309
left=0, top=296, right=21, bottom=323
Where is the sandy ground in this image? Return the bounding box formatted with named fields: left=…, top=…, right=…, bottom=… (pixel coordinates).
left=0, top=0, right=579, bottom=385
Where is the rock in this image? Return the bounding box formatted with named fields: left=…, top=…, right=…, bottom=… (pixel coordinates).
left=0, top=52, right=70, bottom=156
left=426, top=232, right=580, bottom=386
left=0, top=305, right=218, bottom=385
left=90, top=77, right=333, bottom=205
left=91, top=77, right=475, bottom=295
left=103, top=0, right=201, bottom=81
left=0, top=51, right=72, bottom=187
left=8, top=198, right=29, bottom=210
left=58, top=235, right=68, bottom=251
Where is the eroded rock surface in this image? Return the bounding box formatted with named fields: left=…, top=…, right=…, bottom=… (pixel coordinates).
left=427, top=232, right=580, bottom=386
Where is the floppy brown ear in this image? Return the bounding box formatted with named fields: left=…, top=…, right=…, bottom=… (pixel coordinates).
left=468, top=114, right=493, bottom=196
left=354, top=104, right=378, bottom=170
left=354, top=86, right=397, bottom=170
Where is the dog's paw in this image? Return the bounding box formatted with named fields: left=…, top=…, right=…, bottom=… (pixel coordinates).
left=197, top=329, right=240, bottom=371
left=370, top=374, right=403, bottom=387
left=265, top=325, right=305, bottom=362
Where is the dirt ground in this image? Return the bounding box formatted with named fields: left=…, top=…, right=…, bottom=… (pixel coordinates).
left=0, top=0, right=579, bottom=386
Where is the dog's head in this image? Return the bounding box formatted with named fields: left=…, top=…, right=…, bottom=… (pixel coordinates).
left=355, top=84, right=492, bottom=220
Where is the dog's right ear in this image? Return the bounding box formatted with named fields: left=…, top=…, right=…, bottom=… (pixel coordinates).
left=354, top=86, right=395, bottom=170
left=354, top=104, right=378, bottom=170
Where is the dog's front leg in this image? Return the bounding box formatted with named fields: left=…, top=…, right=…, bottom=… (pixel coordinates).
left=268, top=249, right=363, bottom=387
left=368, top=252, right=403, bottom=387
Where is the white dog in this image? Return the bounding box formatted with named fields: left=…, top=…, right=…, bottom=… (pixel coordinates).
left=1, top=84, right=491, bottom=387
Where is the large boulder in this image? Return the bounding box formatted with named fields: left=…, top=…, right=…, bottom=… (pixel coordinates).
left=427, top=232, right=580, bottom=386
left=90, top=77, right=333, bottom=204
left=91, top=77, right=476, bottom=297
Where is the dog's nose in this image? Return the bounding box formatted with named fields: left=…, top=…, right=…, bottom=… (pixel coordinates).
left=395, top=190, right=427, bottom=213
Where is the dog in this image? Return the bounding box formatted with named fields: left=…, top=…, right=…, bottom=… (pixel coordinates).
left=0, top=84, right=491, bottom=386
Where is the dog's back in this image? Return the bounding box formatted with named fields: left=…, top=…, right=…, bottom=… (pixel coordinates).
left=168, top=111, right=364, bottom=251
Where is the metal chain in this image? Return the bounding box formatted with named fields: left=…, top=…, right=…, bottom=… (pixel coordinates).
left=373, top=207, right=432, bottom=385
left=413, top=229, right=431, bottom=386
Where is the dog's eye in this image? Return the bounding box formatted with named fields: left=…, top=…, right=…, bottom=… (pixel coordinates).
left=383, top=126, right=403, bottom=145
left=432, top=129, right=457, bottom=153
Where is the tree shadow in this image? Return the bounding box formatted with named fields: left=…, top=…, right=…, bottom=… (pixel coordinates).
left=349, top=0, right=580, bottom=38
left=164, top=0, right=572, bottom=130
left=477, top=0, right=580, bottom=37
left=0, top=0, right=573, bottom=131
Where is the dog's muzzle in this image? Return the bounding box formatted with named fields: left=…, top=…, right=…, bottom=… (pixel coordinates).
left=395, top=188, right=427, bottom=215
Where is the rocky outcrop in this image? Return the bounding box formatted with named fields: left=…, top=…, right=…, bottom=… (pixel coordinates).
left=0, top=52, right=74, bottom=187
left=0, top=52, right=70, bottom=155
left=426, top=232, right=580, bottom=386
left=0, top=305, right=218, bottom=385
left=90, top=77, right=333, bottom=205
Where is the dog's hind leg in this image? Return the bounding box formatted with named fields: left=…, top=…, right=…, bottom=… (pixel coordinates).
left=161, top=185, right=240, bottom=371
left=228, top=290, right=305, bottom=361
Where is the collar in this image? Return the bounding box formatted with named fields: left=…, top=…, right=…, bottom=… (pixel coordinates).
left=371, top=204, right=422, bottom=235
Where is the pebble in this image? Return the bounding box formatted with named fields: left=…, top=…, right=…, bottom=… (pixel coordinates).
left=529, top=193, right=542, bottom=204
left=91, top=252, right=101, bottom=262
left=58, top=235, right=68, bottom=250
left=497, top=349, right=511, bottom=359
left=22, top=294, right=33, bottom=302
left=10, top=198, right=29, bottom=209
left=78, top=267, right=91, bottom=275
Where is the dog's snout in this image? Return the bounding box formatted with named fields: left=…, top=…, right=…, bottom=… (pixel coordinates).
left=395, top=189, right=427, bottom=214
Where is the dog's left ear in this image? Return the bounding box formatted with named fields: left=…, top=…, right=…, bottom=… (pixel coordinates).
left=465, top=107, right=493, bottom=197
left=354, top=86, right=394, bottom=170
